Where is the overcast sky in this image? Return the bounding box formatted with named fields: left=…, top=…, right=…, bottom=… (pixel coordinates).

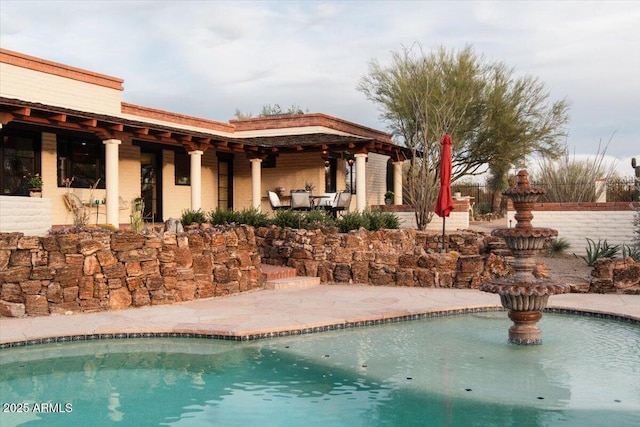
left=1, top=0, right=638, bottom=175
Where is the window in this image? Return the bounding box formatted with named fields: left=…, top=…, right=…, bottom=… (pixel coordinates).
left=57, top=135, right=105, bottom=189
left=1, top=129, right=41, bottom=196
left=175, top=151, right=190, bottom=185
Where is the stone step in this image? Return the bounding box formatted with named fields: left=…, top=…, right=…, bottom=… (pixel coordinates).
left=260, top=264, right=298, bottom=281
left=265, top=276, right=321, bottom=290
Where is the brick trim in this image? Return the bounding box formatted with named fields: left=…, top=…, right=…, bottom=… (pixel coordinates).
left=506, top=201, right=640, bottom=211
left=230, top=113, right=392, bottom=142
left=121, top=103, right=234, bottom=133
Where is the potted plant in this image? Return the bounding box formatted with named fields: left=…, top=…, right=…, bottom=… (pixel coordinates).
left=384, top=191, right=394, bottom=204
left=304, top=182, right=315, bottom=193
left=25, top=173, right=43, bottom=197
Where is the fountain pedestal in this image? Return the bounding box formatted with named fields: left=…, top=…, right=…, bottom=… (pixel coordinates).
left=480, top=170, right=569, bottom=345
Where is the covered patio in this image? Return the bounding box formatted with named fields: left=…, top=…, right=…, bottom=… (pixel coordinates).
left=1, top=48, right=412, bottom=231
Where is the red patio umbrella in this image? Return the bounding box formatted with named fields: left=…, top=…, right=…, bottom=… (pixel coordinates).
left=434, top=133, right=454, bottom=252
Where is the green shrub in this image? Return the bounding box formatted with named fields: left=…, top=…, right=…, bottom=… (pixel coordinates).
left=238, top=208, right=270, bottom=228
left=543, top=237, right=570, bottom=257
left=272, top=209, right=304, bottom=229
left=181, top=209, right=206, bottom=226
left=473, top=202, right=492, bottom=216
left=365, top=209, right=400, bottom=230
left=337, top=212, right=370, bottom=233
left=208, top=208, right=241, bottom=225
left=301, top=209, right=333, bottom=230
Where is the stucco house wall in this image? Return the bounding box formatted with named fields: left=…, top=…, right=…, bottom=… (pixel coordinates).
left=0, top=51, right=123, bottom=115
left=1, top=49, right=405, bottom=230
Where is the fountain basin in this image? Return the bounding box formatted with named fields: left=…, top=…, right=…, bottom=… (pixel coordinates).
left=493, top=228, right=558, bottom=251
left=481, top=280, right=570, bottom=344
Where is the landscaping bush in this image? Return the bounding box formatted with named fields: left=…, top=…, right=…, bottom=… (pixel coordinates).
left=303, top=209, right=336, bottom=232
left=181, top=209, right=206, bottom=226
left=237, top=208, right=270, bottom=228
left=272, top=209, right=305, bottom=229
left=543, top=237, right=570, bottom=257
left=208, top=208, right=241, bottom=225
left=337, top=212, right=370, bottom=232
left=366, top=209, right=400, bottom=231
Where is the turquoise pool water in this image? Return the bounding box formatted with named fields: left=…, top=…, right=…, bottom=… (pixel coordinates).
left=1, top=312, right=638, bottom=426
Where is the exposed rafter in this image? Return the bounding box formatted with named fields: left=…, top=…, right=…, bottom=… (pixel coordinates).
left=0, top=97, right=413, bottom=159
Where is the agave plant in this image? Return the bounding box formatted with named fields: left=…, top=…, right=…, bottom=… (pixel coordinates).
left=575, top=238, right=620, bottom=266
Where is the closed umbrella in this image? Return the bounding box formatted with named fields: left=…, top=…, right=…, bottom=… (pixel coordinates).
left=434, top=134, right=454, bottom=252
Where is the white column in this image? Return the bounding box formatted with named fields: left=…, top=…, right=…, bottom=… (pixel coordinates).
left=189, top=150, right=203, bottom=211
left=103, top=139, right=121, bottom=228
left=250, top=158, right=262, bottom=211
left=355, top=153, right=367, bottom=211
left=393, top=160, right=403, bottom=205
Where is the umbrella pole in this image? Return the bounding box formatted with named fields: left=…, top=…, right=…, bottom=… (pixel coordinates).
left=442, top=217, right=446, bottom=253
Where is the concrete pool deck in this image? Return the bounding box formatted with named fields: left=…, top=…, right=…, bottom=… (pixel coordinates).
left=1, top=286, right=638, bottom=346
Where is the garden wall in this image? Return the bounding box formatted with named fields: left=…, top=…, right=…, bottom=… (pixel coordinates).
left=507, top=202, right=639, bottom=256
left=0, top=196, right=52, bottom=236
left=255, top=226, right=508, bottom=288
left=377, top=198, right=472, bottom=230
left=0, top=227, right=261, bottom=317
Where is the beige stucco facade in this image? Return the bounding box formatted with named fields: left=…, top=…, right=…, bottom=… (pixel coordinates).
left=1, top=48, right=408, bottom=231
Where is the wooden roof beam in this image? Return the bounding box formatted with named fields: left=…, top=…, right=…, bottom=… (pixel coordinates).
left=49, top=113, right=67, bottom=123
left=78, top=118, right=97, bottom=127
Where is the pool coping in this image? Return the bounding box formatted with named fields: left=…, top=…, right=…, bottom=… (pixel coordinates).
left=1, top=286, right=638, bottom=349
left=1, top=305, right=638, bottom=349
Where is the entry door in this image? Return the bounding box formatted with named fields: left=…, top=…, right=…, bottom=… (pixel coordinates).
left=140, top=150, right=162, bottom=222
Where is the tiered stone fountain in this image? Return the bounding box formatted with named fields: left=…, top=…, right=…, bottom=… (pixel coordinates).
left=480, top=170, right=569, bottom=345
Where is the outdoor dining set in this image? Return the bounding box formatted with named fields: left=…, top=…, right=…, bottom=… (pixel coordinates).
left=267, top=190, right=352, bottom=218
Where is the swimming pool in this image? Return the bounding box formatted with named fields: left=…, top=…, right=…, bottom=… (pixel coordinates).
left=1, top=312, right=638, bottom=426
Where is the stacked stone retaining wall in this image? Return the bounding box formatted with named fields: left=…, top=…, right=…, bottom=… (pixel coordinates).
left=0, top=226, right=261, bottom=317
left=255, top=226, right=509, bottom=289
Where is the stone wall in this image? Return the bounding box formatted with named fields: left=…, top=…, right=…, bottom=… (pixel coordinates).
left=255, top=226, right=509, bottom=289
left=590, top=258, right=640, bottom=294
left=0, top=226, right=261, bottom=317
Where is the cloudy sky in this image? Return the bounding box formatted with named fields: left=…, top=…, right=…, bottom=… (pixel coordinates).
left=1, top=0, right=639, bottom=175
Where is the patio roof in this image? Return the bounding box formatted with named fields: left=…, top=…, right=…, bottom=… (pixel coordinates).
left=0, top=97, right=412, bottom=161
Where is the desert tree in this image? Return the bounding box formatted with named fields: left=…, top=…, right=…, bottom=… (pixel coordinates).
left=359, top=44, right=569, bottom=228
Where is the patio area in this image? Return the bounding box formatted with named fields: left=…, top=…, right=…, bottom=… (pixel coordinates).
left=1, top=285, right=638, bottom=347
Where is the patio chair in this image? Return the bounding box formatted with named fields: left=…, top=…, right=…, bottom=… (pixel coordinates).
left=290, top=190, right=312, bottom=211
left=316, top=192, right=338, bottom=209
left=267, top=191, right=289, bottom=211
left=327, top=191, right=351, bottom=218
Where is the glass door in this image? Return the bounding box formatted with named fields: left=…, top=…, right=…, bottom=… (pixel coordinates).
left=140, top=150, right=162, bottom=222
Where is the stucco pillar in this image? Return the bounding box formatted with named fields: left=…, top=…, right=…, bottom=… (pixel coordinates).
left=250, top=158, right=262, bottom=211
left=103, top=139, right=121, bottom=228
left=189, top=150, right=203, bottom=211
left=355, top=153, right=367, bottom=211
left=393, top=160, right=403, bottom=205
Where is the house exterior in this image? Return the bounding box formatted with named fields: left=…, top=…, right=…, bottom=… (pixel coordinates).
left=0, top=49, right=410, bottom=233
